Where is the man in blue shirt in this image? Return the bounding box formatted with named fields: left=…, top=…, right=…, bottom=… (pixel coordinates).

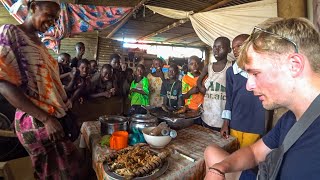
left=204, top=17, right=320, bottom=180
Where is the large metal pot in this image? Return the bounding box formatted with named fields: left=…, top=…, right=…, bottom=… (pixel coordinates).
left=129, top=114, right=158, bottom=132
left=99, top=115, right=128, bottom=135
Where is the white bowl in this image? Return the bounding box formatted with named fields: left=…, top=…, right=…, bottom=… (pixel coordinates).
left=142, top=127, right=172, bottom=148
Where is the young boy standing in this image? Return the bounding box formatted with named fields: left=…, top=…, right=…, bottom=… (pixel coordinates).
left=197, top=37, right=232, bottom=131
left=128, top=64, right=149, bottom=115
left=65, top=59, right=90, bottom=104
left=89, top=64, right=117, bottom=99
left=177, top=56, right=203, bottom=113
left=220, top=34, right=265, bottom=148
left=161, top=64, right=183, bottom=111
left=70, top=42, right=85, bottom=68
left=110, top=53, right=125, bottom=95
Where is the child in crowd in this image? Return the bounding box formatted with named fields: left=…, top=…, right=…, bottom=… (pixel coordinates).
left=121, top=61, right=128, bottom=72
left=123, top=68, right=134, bottom=115
left=58, top=53, right=72, bottom=85
left=220, top=34, right=265, bottom=148
left=197, top=37, right=232, bottom=131
left=178, top=64, right=188, bottom=80
left=57, top=52, right=71, bottom=75
left=147, top=58, right=167, bottom=107
left=89, top=60, right=98, bottom=75
left=70, top=42, right=85, bottom=68
left=65, top=59, right=90, bottom=104
left=177, top=56, right=203, bottom=113
left=89, top=64, right=117, bottom=99
left=128, top=64, right=149, bottom=115
left=110, top=53, right=124, bottom=94
left=161, top=64, right=183, bottom=111
left=123, top=68, right=134, bottom=96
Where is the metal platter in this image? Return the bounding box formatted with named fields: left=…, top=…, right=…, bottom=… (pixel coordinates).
left=148, top=107, right=202, bottom=120
left=104, top=159, right=169, bottom=180
left=148, top=107, right=202, bottom=130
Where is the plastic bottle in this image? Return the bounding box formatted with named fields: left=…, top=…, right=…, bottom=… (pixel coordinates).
left=169, top=130, right=177, bottom=138
left=161, top=128, right=170, bottom=136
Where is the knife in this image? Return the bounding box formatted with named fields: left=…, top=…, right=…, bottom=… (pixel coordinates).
left=173, top=150, right=196, bottom=162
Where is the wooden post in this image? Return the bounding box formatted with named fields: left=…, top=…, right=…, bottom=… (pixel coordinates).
left=277, top=0, right=307, bottom=18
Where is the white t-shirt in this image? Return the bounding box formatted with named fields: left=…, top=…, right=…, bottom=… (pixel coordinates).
left=201, top=61, right=232, bottom=128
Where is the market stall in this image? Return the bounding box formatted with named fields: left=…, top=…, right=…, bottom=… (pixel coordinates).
left=80, top=121, right=237, bottom=180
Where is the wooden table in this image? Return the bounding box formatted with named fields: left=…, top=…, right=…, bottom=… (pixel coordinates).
left=80, top=121, right=237, bottom=180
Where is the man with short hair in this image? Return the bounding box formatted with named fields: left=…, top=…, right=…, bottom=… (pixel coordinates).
left=204, top=17, right=320, bottom=180
left=70, top=42, right=85, bottom=68
left=110, top=53, right=124, bottom=95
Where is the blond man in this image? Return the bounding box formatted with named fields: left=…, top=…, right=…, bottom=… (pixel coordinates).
left=204, top=18, right=320, bottom=180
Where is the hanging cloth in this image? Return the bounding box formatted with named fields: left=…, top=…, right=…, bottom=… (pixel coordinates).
left=1, top=0, right=132, bottom=53
left=146, top=0, right=277, bottom=46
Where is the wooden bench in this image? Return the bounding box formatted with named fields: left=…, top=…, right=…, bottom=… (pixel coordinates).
left=0, top=130, right=34, bottom=180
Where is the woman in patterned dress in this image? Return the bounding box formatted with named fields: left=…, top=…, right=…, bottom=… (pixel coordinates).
left=0, top=0, right=81, bottom=179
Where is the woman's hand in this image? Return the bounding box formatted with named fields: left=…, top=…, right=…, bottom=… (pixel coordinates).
left=64, top=99, right=72, bottom=110
left=70, top=68, right=79, bottom=79
left=43, top=117, right=64, bottom=142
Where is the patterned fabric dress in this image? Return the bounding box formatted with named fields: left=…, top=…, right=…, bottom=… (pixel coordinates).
left=147, top=73, right=165, bottom=107
left=0, top=24, right=80, bottom=179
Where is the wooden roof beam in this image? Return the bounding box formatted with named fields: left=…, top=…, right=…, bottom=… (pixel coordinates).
left=106, top=0, right=149, bottom=38
left=165, top=33, right=198, bottom=43
left=188, top=40, right=206, bottom=46
left=138, top=0, right=234, bottom=41
left=138, top=19, right=189, bottom=41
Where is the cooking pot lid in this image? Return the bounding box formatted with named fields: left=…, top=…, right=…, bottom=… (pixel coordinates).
left=148, top=107, right=202, bottom=120
left=131, top=114, right=157, bottom=122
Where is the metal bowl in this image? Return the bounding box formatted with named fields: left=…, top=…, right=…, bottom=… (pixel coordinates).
left=99, top=115, right=128, bottom=135
left=129, top=114, right=158, bottom=132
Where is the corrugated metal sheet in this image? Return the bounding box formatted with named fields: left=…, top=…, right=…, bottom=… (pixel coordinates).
left=96, top=37, right=124, bottom=65
left=49, top=36, right=98, bottom=61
